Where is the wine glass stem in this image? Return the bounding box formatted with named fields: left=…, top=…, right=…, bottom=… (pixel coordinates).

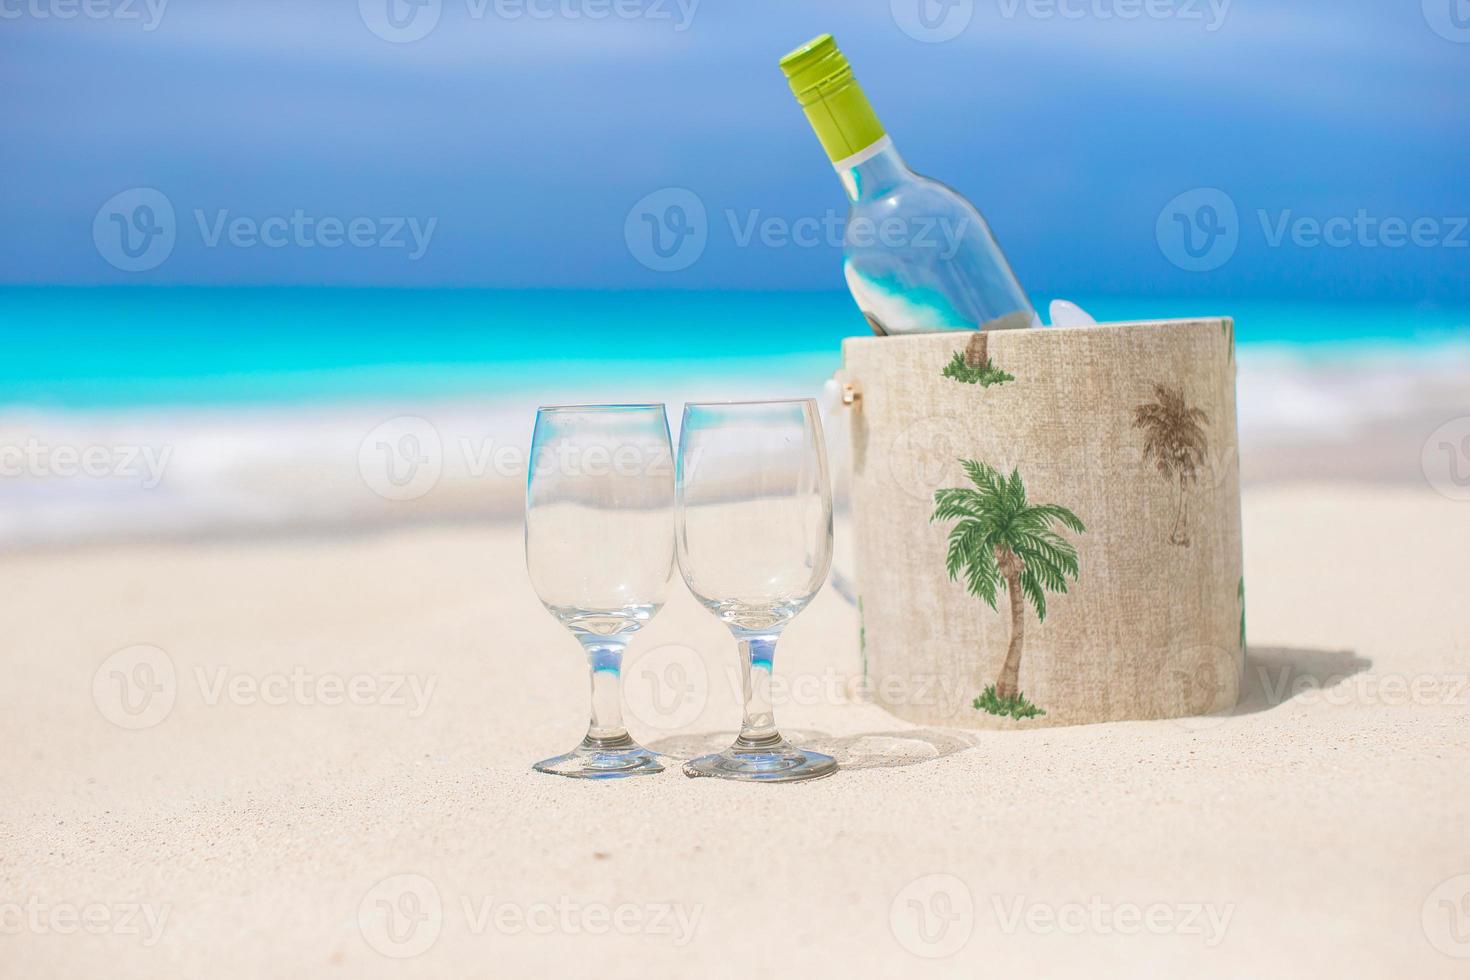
left=736, top=634, right=781, bottom=747
left=580, top=637, right=631, bottom=746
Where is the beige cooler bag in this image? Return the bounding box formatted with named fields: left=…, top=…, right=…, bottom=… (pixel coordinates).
left=840, top=318, right=1244, bottom=728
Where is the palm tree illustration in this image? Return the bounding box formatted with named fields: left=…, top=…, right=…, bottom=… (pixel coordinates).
left=1133, top=384, right=1210, bottom=547
left=931, top=460, right=1085, bottom=715
left=942, top=331, right=1014, bottom=387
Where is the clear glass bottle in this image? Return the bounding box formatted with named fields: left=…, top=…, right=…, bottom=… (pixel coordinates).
left=780, top=34, right=1038, bottom=335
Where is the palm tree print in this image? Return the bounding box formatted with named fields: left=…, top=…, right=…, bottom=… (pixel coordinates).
left=931, top=461, right=1085, bottom=714
left=942, top=331, right=1014, bottom=387
left=1133, top=384, right=1210, bottom=546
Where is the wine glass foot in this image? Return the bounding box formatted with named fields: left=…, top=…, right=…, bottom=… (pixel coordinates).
left=682, top=735, right=837, bottom=783
left=532, top=736, right=665, bottom=780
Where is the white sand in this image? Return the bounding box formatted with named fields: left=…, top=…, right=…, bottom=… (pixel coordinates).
left=3, top=484, right=1468, bottom=978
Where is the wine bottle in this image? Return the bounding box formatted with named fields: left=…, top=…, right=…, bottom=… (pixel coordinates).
left=779, top=34, right=1038, bottom=336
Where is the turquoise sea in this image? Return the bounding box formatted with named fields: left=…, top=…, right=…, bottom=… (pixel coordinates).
left=3, top=288, right=1468, bottom=409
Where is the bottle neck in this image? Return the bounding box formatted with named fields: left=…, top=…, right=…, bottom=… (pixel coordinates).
left=836, top=137, right=909, bottom=204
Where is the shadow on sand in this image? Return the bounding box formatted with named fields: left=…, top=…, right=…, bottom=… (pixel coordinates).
left=645, top=729, right=980, bottom=772
left=1231, top=645, right=1373, bottom=716
left=647, top=647, right=1371, bottom=772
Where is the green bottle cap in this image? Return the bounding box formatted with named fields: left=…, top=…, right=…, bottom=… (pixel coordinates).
left=779, top=33, right=887, bottom=164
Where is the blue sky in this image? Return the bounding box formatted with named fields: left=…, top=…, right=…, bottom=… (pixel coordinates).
left=2, top=0, right=1467, bottom=302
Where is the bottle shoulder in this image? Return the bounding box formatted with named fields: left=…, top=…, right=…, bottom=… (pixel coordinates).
left=847, top=170, right=982, bottom=219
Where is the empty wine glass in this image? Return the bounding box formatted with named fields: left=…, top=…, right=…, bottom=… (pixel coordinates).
left=676, top=399, right=837, bottom=782
left=526, top=404, right=676, bottom=778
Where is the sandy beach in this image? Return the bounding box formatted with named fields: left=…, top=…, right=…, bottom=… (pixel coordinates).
left=3, top=481, right=1467, bottom=978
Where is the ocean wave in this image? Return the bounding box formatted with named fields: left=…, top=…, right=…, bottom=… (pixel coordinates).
left=1, top=342, right=1465, bottom=547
